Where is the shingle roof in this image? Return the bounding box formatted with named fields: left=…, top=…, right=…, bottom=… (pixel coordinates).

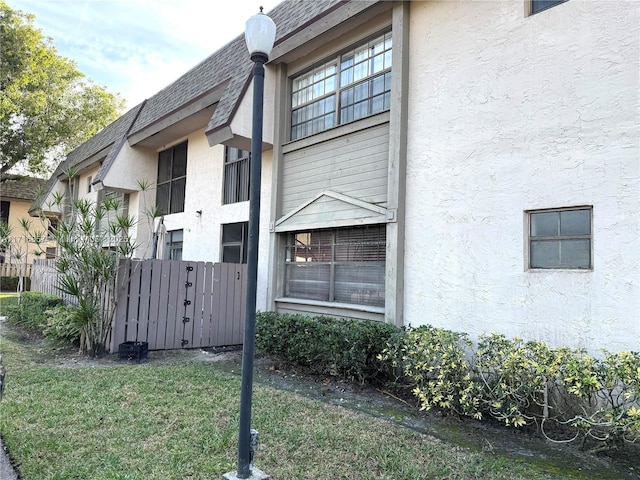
left=65, top=102, right=145, bottom=168
left=37, top=0, right=350, bottom=212
left=0, top=174, right=47, bottom=202
left=132, top=0, right=344, bottom=135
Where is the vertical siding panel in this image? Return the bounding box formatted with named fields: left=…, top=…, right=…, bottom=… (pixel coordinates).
left=113, top=260, right=131, bottom=351
left=172, top=263, right=189, bottom=349
left=232, top=264, right=244, bottom=345
left=239, top=263, right=248, bottom=345
left=154, top=260, right=172, bottom=350
left=146, top=259, right=163, bottom=349
left=192, top=261, right=206, bottom=348
left=224, top=263, right=237, bottom=345
left=182, top=261, right=197, bottom=348
left=163, top=261, right=179, bottom=350
left=136, top=260, right=152, bottom=342
left=211, top=263, right=223, bottom=347
left=217, top=263, right=231, bottom=347
left=125, top=263, right=142, bottom=342
left=200, top=262, right=214, bottom=347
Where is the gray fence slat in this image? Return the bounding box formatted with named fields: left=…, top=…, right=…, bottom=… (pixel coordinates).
left=136, top=261, right=153, bottom=343
left=154, top=260, right=172, bottom=350
left=182, top=261, right=197, bottom=348
left=191, top=262, right=206, bottom=348
left=146, top=260, right=163, bottom=349
left=126, top=263, right=142, bottom=342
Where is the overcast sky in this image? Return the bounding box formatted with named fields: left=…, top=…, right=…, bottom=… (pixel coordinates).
left=8, top=0, right=280, bottom=110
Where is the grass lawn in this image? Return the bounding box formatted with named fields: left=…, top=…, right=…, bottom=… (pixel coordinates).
left=0, top=324, right=572, bottom=480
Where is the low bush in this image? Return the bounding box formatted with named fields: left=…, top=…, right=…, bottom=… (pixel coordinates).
left=5, top=291, right=63, bottom=333
left=42, top=305, right=82, bottom=345
left=380, top=326, right=640, bottom=449
left=0, top=276, right=30, bottom=292
left=255, top=312, right=400, bottom=384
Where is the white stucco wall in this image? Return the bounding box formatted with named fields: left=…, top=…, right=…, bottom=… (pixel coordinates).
left=404, top=0, right=639, bottom=352
left=164, top=129, right=273, bottom=311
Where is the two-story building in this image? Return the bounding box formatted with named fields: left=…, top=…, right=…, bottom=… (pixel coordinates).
left=34, top=0, right=639, bottom=353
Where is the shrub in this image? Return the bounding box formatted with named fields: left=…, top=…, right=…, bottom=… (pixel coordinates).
left=5, top=291, right=62, bottom=333
left=42, top=305, right=82, bottom=345
left=381, top=325, right=481, bottom=417
left=0, top=276, right=31, bottom=292
left=255, top=312, right=400, bottom=384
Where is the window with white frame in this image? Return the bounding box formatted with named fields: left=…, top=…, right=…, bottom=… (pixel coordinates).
left=284, top=225, right=386, bottom=307
left=221, top=222, right=248, bottom=264
left=223, top=147, right=250, bottom=204
left=528, top=207, right=592, bottom=269
left=290, top=31, right=392, bottom=141
left=156, top=141, right=187, bottom=215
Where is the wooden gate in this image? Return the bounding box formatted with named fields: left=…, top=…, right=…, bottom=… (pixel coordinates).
left=111, top=260, right=247, bottom=351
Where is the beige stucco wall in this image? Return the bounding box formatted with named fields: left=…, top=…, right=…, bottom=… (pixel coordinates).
left=4, top=199, right=55, bottom=265
left=403, top=0, right=640, bottom=352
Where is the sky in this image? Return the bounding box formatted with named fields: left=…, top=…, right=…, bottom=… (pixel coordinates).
left=8, top=0, right=280, bottom=110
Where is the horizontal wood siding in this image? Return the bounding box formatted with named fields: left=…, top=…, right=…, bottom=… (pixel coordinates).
left=282, top=123, right=390, bottom=216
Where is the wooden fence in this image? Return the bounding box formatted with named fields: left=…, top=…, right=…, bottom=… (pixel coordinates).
left=30, top=259, right=77, bottom=305
left=30, top=259, right=247, bottom=352
left=0, top=263, right=32, bottom=278
left=110, top=260, right=247, bottom=352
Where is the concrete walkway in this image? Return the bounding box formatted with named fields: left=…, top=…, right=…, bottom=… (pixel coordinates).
left=0, top=437, right=18, bottom=480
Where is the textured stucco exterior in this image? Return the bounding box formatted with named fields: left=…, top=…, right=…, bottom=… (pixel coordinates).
left=161, top=130, right=273, bottom=312
left=403, top=0, right=640, bottom=352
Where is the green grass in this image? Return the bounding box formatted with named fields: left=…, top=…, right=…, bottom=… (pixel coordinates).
left=0, top=293, right=19, bottom=316
left=0, top=331, right=563, bottom=480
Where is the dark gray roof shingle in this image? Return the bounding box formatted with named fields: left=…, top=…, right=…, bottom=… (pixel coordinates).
left=132, top=0, right=344, bottom=135
left=1, top=174, right=47, bottom=202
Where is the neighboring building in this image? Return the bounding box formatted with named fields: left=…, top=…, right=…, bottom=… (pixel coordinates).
left=1, top=174, right=56, bottom=268
left=36, top=0, right=640, bottom=353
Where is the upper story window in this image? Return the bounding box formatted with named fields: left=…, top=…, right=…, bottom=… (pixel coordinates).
left=156, top=141, right=187, bottom=215
left=223, top=147, right=250, bottom=204
left=290, top=31, right=392, bottom=141
left=528, top=206, right=592, bottom=269
left=530, top=0, right=567, bottom=15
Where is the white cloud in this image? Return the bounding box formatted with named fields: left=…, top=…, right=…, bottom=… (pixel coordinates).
left=8, top=0, right=280, bottom=109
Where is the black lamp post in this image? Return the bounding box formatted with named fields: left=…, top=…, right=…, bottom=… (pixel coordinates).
left=224, top=7, right=276, bottom=480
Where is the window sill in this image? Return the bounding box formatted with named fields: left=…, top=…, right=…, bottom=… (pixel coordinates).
left=275, top=297, right=385, bottom=315
left=526, top=268, right=593, bottom=272
left=282, top=111, right=390, bottom=155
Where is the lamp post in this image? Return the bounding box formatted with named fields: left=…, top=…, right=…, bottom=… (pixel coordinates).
left=224, top=7, right=276, bottom=480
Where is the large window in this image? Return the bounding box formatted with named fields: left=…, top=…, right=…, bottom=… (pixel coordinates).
left=223, top=147, right=250, bottom=204
left=221, top=222, right=248, bottom=263
left=156, top=141, right=187, bottom=215
left=290, top=31, right=392, bottom=140
left=285, top=225, right=386, bottom=307
left=528, top=207, right=592, bottom=269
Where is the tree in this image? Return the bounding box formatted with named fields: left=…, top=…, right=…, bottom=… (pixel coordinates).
left=0, top=2, right=124, bottom=175
left=45, top=167, right=140, bottom=356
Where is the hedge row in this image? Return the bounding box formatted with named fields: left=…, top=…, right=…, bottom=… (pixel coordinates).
left=255, top=312, right=640, bottom=448
left=4, top=291, right=62, bottom=332
left=255, top=311, right=401, bottom=384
